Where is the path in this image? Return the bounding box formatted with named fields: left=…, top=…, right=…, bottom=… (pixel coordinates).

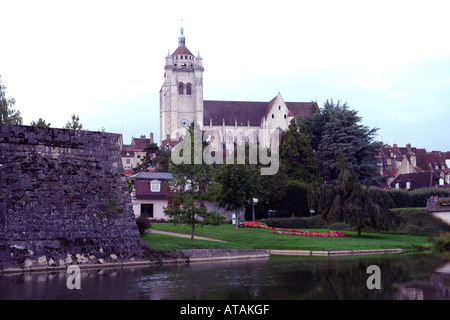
left=148, top=229, right=229, bottom=243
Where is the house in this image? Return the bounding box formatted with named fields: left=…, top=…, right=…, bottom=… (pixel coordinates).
left=127, top=171, right=238, bottom=223
left=381, top=143, right=450, bottom=189
left=120, top=133, right=155, bottom=176
left=389, top=171, right=442, bottom=190
left=128, top=171, right=173, bottom=219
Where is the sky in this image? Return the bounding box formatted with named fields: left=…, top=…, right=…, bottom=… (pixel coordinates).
left=1, top=0, right=450, bottom=151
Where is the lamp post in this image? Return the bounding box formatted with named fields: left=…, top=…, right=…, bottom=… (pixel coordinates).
left=309, top=208, right=315, bottom=217
left=251, top=198, right=258, bottom=221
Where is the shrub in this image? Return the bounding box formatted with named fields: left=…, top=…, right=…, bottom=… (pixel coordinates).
left=430, top=233, right=450, bottom=252
left=386, top=188, right=450, bottom=208
left=392, top=208, right=450, bottom=236
left=136, top=216, right=152, bottom=236
left=385, top=189, right=410, bottom=208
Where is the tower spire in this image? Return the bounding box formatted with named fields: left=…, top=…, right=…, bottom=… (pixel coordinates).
left=178, top=20, right=185, bottom=47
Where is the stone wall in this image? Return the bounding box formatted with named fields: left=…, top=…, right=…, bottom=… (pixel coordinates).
left=0, top=124, right=151, bottom=271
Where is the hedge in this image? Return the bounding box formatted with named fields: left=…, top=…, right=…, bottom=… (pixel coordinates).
left=386, top=188, right=450, bottom=208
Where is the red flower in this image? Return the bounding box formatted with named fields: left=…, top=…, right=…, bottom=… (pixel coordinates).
left=240, top=221, right=347, bottom=237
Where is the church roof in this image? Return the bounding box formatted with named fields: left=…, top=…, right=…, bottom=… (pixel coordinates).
left=203, top=99, right=319, bottom=127
left=172, top=45, right=194, bottom=56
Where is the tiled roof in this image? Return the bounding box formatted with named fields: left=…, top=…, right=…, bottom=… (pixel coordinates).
left=203, top=100, right=318, bottom=127
left=172, top=46, right=194, bottom=56
left=132, top=137, right=151, bottom=151
left=389, top=171, right=441, bottom=190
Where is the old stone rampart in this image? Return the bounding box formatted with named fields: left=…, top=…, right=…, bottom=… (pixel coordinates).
left=0, top=124, right=151, bottom=271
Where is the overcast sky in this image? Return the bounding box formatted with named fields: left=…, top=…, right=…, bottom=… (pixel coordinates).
left=1, top=0, right=450, bottom=151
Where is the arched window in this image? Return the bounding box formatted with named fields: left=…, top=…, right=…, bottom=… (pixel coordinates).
left=178, top=83, right=184, bottom=95
left=239, top=131, right=245, bottom=143
left=227, top=131, right=233, bottom=142
left=186, top=84, right=192, bottom=95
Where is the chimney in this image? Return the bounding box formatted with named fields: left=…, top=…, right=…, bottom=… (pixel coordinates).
left=406, top=143, right=411, bottom=154
left=150, top=132, right=154, bottom=143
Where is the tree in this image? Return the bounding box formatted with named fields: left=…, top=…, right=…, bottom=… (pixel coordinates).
left=133, top=142, right=159, bottom=173
left=163, top=122, right=225, bottom=240
left=214, top=143, right=260, bottom=229
left=312, top=154, right=396, bottom=236
left=0, top=76, right=22, bottom=125
left=301, top=99, right=382, bottom=186
left=64, top=114, right=83, bottom=130
left=30, top=118, right=51, bottom=127
left=133, top=143, right=171, bottom=173
left=280, top=118, right=320, bottom=183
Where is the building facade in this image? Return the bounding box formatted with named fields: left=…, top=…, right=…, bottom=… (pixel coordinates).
left=160, top=27, right=319, bottom=152
left=380, top=143, right=450, bottom=189
left=120, top=133, right=155, bottom=176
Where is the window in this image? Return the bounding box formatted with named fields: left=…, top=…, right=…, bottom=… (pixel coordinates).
left=126, top=159, right=130, bottom=164
left=226, top=131, right=231, bottom=142
left=278, top=105, right=281, bottom=110
left=150, top=180, right=161, bottom=192
left=284, top=114, right=286, bottom=119
left=406, top=181, right=411, bottom=190
left=186, top=84, right=192, bottom=95
left=272, top=114, right=274, bottom=118
left=178, top=83, right=184, bottom=95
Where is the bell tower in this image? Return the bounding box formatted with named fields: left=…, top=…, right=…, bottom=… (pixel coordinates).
left=160, top=26, right=204, bottom=144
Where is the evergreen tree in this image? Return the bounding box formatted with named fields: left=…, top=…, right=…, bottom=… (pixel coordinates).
left=64, top=114, right=83, bottom=130
left=302, top=99, right=382, bottom=185
left=30, top=118, right=51, bottom=127
left=0, top=76, right=22, bottom=125
left=280, top=118, right=320, bottom=183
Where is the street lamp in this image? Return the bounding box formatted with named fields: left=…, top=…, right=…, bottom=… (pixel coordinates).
left=309, top=208, right=315, bottom=217
left=251, top=198, right=258, bottom=221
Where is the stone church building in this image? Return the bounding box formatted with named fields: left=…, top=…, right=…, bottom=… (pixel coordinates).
left=160, top=26, right=319, bottom=152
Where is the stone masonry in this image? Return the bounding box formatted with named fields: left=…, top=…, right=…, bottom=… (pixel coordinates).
left=0, top=124, right=151, bottom=271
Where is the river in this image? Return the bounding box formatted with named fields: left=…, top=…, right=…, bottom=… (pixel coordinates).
left=0, top=252, right=449, bottom=300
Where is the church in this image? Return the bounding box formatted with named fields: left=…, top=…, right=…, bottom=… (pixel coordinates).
left=160, top=26, right=319, bottom=152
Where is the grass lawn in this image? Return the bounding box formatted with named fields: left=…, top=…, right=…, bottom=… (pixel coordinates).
left=146, top=223, right=428, bottom=251
left=142, top=232, right=248, bottom=251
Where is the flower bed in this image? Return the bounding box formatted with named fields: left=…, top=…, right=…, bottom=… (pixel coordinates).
left=150, top=218, right=167, bottom=223
left=239, top=221, right=347, bottom=238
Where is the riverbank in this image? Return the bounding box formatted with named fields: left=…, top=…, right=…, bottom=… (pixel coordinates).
left=0, top=246, right=409, bottom=274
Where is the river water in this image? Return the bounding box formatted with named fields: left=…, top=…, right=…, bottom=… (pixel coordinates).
left=0, top=253, right=449, bottom=300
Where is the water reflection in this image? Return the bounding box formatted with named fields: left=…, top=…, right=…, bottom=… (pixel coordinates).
left=0, top=253, right=449, bottom=300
